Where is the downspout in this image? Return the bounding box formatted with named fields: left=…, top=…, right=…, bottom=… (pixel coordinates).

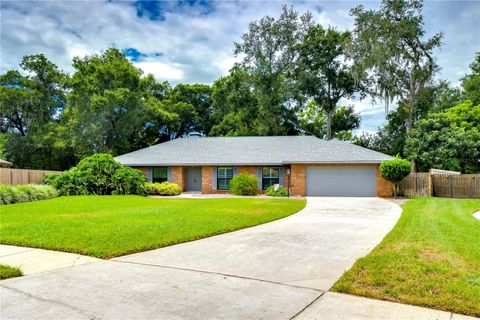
left=287, top=167, right=291, bottom=198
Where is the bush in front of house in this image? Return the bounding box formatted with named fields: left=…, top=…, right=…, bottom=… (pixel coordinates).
left=45, top=167, right=88, bottom=196
left=144, top=182, right=181, bottom=196
left=380, top=156, right=413, bottom=197
left=77, top=153, right=122, bottom=195
left=0, top=184, right=58, bottom=205
left=112, top=167, right=147, bottom=195
left=45, top=154, right=146, bottom=196
left=265, top=185, right=288, bottom=197
left=229, top=173, right=258, bottom=196
left=42, top=173, right=61, bottom=186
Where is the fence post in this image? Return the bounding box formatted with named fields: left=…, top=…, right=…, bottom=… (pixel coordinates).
left=414, top=174, right=418, bottom=196
left=472, top=175, right=475, bottom=199
left=449, top=175, right=453, bottom=198
left=428, top=174, right=433, bottom=197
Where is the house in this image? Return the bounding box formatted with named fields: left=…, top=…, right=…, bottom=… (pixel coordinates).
left=115, top=136, right=393, bottom=197
left=0, top=159, right=13, bottom=167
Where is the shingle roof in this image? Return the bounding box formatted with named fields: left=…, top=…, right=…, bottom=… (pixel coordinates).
left=0, top=158, right=13, bottom=166
left=115, top=136, right=392, bottom=166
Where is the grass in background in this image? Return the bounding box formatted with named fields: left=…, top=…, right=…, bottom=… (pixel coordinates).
left=0, top=195, right=305, bottom=259
left=0, top=264, right=23, bottom=280
left=333, top=198, right=480, bottom=317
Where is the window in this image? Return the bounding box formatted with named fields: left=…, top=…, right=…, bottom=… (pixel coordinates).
left=153, top=167, right=168, bottom=183
left=262, top=167, right=280, bottom=190
left=217, top=167, right=233, bottom=190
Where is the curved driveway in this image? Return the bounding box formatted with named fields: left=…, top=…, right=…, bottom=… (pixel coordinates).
left=1, top=197, right=401, bottom=319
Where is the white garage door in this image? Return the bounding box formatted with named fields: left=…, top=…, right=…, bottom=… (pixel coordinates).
left=306, top=166, right=376, bottom=197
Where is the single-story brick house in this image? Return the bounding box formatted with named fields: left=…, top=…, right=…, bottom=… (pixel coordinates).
left=115, top=136, right=393, bottom=197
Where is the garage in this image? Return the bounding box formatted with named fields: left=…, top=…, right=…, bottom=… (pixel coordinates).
left=306, top=166, right=376, bottom=197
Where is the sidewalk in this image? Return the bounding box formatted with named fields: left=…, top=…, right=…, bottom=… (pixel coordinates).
left=294, top=292, right=478, bottom=319
left=0, top=245, right=100, bottom=275
left=474, top=211, right=480, bottom=220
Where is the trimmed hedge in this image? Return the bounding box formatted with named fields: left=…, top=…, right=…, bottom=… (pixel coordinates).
left=380, top=156, right=412, bottom=196
left=266, top=185, right=288, bottom=197
left=229, top=174, right=258, bottom=196
left=144, top=182, right=181, bottom=196
left=43, top=154, right=147, bottom=196
left=0, top=184, right=58, bottom=205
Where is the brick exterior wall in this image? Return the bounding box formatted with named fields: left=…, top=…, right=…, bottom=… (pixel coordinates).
left=290, top=164, right=306, bottom=197
left=238, top=166, right=257, bottom=176
left=201, top=165, right=281, bottom=194
left=134, top=164, right=392, bottom=197
left=131, top=166, right=186, bottom=192
left=376, top=165, right=393, bottom=197
left=132, top=167, right=149, bottom=177
left=171, top=166, right=186, bottom=191
left=201, top=166, right=213, bottom=194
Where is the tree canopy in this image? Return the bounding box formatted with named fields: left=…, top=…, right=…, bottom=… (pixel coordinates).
left=0, top=1, right=477, bottom=173
left=296, top=25, right=359, bottom=139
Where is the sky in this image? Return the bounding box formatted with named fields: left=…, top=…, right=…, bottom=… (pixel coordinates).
left=1, top=0, right=479, bottom=134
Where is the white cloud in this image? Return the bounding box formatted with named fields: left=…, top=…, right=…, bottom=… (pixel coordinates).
left=134, top=61, right=184, bottom=80
left=1, top=0, right=478, bottom=134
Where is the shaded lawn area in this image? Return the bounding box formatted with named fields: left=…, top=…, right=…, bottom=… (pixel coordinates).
left=0, top=195, right=305, bottom=259
left=0, top=264, right=22, bottom=280
left=333, top=198, right=480, bottom=317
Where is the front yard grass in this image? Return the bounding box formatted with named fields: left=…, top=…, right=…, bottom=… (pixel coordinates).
left=333, top=198, right=480, bottom=317
left=0, top=264, right=23, bottom=280
left=0, top=195, right=305, bottom=259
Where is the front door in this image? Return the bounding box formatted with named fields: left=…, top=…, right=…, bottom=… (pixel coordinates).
left=185, top=167, right=202, bottom=191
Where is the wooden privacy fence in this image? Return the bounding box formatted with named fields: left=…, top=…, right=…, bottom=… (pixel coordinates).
left=398, top=173, right=431, bottom=197
left=0, top=168, right=63, bottom=185
left=399, top=173, right=480, bottom=198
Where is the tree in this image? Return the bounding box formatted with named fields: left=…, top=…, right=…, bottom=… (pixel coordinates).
left=65, top=48, right=146, bottom=158
left=296, top=25, right=359, bottom=139
left=209, top=67, right=258, bottom=136
left=461, top=52, right=480, bottom=105
left=404, top=101, right=480, bottom=173
left=0, top=54, right=71, bottom=169
left=298, top=103, right=360, bottom=139
left=234, top=5, right=313, bottom=135
left=169, top=84, right=212, bottom=134
left=350, top=0, right=442, bottom=139
left=380, top=156, right=412, bottom=196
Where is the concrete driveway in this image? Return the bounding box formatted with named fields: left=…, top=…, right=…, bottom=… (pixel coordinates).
left=1, top=197, right=402, bottom=319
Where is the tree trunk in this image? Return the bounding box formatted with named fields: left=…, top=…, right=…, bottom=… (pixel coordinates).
left=326, top=110, right=333, bottom=140
left=404, top=112, right=417, bottom=172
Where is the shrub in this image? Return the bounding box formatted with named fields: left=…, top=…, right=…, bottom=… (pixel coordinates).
left=52, top=153, right=145, bottom=196
left=16, top=185, right=40, bottom=202
left=0, top=185, right=15, bottom=205
left=144, top=182, right=181, bottom=196
left=266, top=185, right=288, bottom=197
left=77, top=154, right=122, bottom=195
left=0, top=184, right=58, bottom=205
left=380, top=156, right=413, bottom=196
left=54, top=167, right=88, bottom=196
left=42, top=173, right=60, bottom=186
left=229, top=174, right=258, bottom=196
left=112, top=167, right=147, bottom=195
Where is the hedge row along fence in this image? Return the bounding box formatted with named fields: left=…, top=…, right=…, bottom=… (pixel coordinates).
left=399, top=173, right=480, bottom=198
left=0, top=168, right=63, bottom=186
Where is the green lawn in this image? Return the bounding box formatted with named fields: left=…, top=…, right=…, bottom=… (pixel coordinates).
left=333, top=198, right=480, bottom=317
left=0, top=195, right=305, bottom=259
left=0, top=264, right=22, bottom=280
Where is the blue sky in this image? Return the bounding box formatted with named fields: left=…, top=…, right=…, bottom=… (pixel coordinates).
left=1, top=0, right=479, bottom=134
